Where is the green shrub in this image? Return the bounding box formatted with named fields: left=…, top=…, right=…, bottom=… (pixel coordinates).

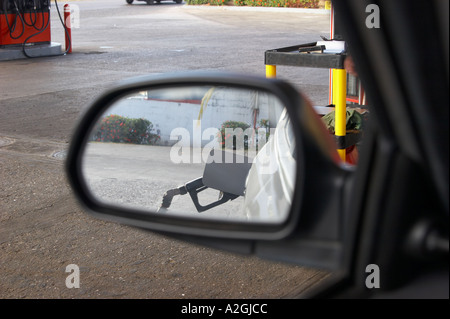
left=256, top=118, right=270, bottom=142
left=186, top=0, right=210, bottom=4
left=218, top=120, right=251, bottom=150
left=186, top=0, right=319, bottom=8
left=244, top=0, right=285, bottom=7
left=285, top=0, right=319, bottom=8
left=209, top=0, right=228, bottom=4
left=93, top=114, right=160, bottom=145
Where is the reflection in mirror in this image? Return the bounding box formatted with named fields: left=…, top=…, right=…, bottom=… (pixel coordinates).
left=81, top=85, right=296, bottom=223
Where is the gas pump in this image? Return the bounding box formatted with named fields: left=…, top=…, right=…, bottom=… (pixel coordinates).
left=0, top=0, right=51, bottom=47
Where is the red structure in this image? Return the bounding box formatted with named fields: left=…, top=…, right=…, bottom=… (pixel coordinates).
left=0, top=1, right=51, bottom=47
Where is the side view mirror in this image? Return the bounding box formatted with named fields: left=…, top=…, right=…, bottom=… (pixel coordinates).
left=66, top=72, right=348, bottom=270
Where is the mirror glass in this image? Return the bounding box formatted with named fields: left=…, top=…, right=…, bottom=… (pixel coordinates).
left=81, top=85, right=296, bottom=223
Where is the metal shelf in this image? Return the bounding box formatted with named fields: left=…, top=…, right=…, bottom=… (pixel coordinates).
left=265, top=43, right=346, bottom=69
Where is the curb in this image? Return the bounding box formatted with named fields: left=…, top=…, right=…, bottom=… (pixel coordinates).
left=0, top=43, right=63, bottom=61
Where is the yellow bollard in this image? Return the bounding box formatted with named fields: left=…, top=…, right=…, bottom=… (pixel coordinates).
left=333, top=68, right=347, bottom=162
left=266, top=65, right=276, bottom=78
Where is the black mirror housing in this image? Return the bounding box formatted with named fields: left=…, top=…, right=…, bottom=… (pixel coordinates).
left=66, top=71, right=348, bottom=270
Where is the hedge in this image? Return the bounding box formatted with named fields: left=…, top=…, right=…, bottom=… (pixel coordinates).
left=92, top=114, right=160, bottom=145
left=218, top=120, right=251, bottom=150
left=185, top=0, right=319, bottom=8
left=218, top=119, right=270, bottom=150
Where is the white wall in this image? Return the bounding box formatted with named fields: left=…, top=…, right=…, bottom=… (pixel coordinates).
left=104, top=87, right=284, bottom=147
